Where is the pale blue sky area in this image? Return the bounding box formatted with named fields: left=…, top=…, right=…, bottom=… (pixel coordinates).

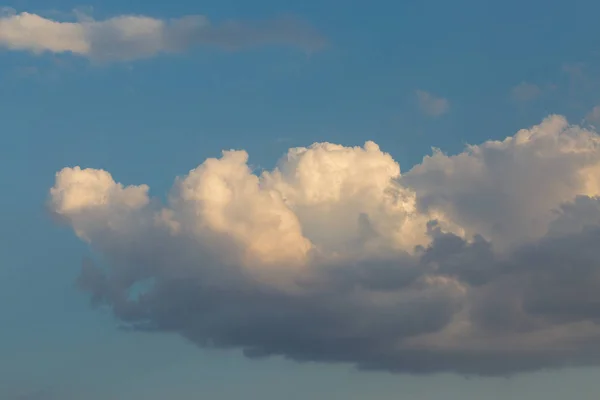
left=2, top=0, right=600, bottom=398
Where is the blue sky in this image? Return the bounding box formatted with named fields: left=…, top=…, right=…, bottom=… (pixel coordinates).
left=3, top=0, right=600, bottom=398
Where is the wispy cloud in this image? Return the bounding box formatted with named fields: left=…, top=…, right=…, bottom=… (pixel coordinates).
left=563, top=62, right=587, bottom=81
left=510, top=82, right=542, bottom=103
left=415, top=90, right=449, bottom=117
left=585, top=105, right=600, bottom=125
left=0, top=9, right=326, bottom=62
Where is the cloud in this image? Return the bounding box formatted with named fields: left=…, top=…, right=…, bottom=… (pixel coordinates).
left=50, top=115, right=600, bottom=376
left=415, top=90, right=449, bottom=117
left=402, top=115, right=600, bottom=249
left=0, top=10, right=326, bottom=62
left=510, top=82, right=542, bottom=103
left=585, top=105, right=600, bottom=125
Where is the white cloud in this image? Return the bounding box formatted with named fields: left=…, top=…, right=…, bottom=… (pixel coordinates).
left=51, top=142, right=445, bottom=276
left=0, top=11, right=326, bottom=62
left=49, top=115, right=600, bottom=375
left=510, top=82, right=542, bottom=102
left=415, top=90, right=449, bottom=117
left=50, top=166, right=149, bottom=214
left=403, top=115, right=600, bottom=248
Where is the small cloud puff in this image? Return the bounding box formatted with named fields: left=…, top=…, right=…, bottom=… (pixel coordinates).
left=510, top=82, right=542, bottom=103
left=50, top=116, right=600, bottom=375
left=416, top=90, right=449, bottom=117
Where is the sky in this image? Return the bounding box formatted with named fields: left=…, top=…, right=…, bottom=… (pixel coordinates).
left=4, top=0, right=600, bottom=398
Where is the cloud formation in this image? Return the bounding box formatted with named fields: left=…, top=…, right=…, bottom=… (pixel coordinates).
left=415, top=90, right=449, bottom=117
left=50, top=115, right=600, bottom=376
left=0, top=9, right=325, bottom=61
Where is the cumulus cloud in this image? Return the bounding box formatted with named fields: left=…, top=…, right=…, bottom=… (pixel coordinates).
left=0, top=9, right=326, bottom=61
left=50, top=115, right=600, bottom=376
left=415, top=90, right=449, bottom=117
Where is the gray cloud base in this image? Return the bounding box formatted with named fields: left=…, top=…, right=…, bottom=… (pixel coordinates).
left=76, top=215, right=600, bottom=376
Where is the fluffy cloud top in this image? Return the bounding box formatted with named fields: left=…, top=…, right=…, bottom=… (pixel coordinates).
left=50, top=115, right=600, bottom=375
left=0, top=10, right=325, bottom=61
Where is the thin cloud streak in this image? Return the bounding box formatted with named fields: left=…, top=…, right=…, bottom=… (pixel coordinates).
left=0, top=10, right=327, bottom=62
